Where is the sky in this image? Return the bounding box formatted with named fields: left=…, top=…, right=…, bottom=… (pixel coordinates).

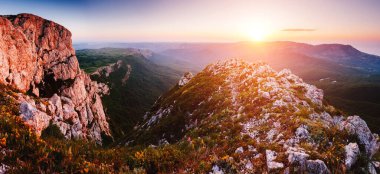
left=1, top=0, right=380, bottom=54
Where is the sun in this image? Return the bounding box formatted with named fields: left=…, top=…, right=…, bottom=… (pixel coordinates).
left=248, top=28, right=268, bottom=42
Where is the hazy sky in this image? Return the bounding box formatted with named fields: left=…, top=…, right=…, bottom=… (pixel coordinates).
left=1, top=0, right=380, bottom=54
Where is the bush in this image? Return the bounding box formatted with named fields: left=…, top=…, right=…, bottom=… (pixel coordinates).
left=41, top=123, right=65, bottom=140
left=101, top=131, right=114, bottom=146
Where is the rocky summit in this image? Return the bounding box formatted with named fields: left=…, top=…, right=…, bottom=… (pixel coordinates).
left=131, top=59, right=379, bottom=173
left=0, top=14, right=110, bottom=143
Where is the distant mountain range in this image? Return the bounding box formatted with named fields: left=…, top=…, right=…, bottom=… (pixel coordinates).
left=74, top=41, right=380, bottom=73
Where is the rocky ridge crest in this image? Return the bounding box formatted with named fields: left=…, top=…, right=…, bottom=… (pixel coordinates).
left=134, top=59, right=379, bottom=173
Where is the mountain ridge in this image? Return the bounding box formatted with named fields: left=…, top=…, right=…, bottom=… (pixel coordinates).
left=127, top=59, right=379, bottom=173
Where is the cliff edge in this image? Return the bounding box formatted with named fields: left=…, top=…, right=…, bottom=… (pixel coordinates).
left=0, top=14, right=110, bottom=143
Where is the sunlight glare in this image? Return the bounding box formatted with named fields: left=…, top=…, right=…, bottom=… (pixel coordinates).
left=248, top=28, right=268, bottom=42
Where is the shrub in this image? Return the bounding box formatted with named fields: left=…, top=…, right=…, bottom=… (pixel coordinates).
left=41, top=123, right=65, bottom=140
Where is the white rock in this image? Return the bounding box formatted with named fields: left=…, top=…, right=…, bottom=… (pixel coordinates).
left=373, top=161, right=380, bottom=169
left=248, top=145, right=257, bottom=152
left=342, top=116, right=380, bottom=158
left=19, top=101, right=51, bottom=136
left=209, top=165, right=224, bottom=174
left=345, top=142, right=360, bottom=169
left=266, top=128, right=278, bottom=141
left=295, top=125, right=309, bottom=140
left=286, top=147, right=309, bottom=166
left=245, top=161, right=253, bottom=170
left=178, top=72, right=193, bottom=86
left=266, top=150, right=284, bottom=170
left=306, top=160, right=330, bottom=174
left=262, top=91, right=270, bottom=99
left=235, top=147, right=244, bottom=154
left=273, top=99, right=287, bottom=108
left=0, top=164, right=8, bottom=174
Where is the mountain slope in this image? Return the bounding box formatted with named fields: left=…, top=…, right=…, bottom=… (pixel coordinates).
left=76, top=48, right=182, bottom=138
left=128, top=59, right=379, bottom=173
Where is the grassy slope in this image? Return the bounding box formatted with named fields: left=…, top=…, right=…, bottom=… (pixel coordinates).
left=0, top=84, right=227, bottom=173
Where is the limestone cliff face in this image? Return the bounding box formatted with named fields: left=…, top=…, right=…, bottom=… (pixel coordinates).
left=0, top=14, right=110, bottom=143
left=0, top=13, right=78, bottom=94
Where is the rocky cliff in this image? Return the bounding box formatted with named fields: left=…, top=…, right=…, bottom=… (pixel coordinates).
left=0, top=14, right=110, bottom=143
left=130, top=59, right=379, bottom=173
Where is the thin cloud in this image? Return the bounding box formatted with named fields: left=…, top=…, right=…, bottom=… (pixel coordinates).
left=282, top=28, right=316, bottom=32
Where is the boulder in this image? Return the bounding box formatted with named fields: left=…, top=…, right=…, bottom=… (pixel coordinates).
left=178, top=72, right=193, bottom=86
left=19, top=101, right=51, bottom=135
left=342, top=116, right=380, bottom=158
left=345, top=142, right=360, bottom=170
left=266, top=150, right=284, bottom=171
left=306, top=160, right=330, bottom=174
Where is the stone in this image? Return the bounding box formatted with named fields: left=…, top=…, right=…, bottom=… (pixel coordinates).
left=266, top=150, right=284, bottom=171
left=96, top=83, right=110, bottom=96
left=245, top=161, right=253, bottom=170
left=261, top=91, right=270, bottom=99
left=295, top=125, right=310, bottom=140
left=306, top=160, right=330, bottom=174
left=342, top=116, right=380, bottom=158
left=345, top=143, right=360, bottom=170
left=368, top=163, right=377, bottom=174
left=286, top=147, right=309, bottom=167
left=0, top=164, right=8, bottom=174
left=19, top=101, right=51, bottom=136
left=373, top=161, right=380, bottom=170
left=178, top=72, right=193, bottom=86
left=235, top=147, right=244, bottom=154
left=209, top=165, right=224, bottom=174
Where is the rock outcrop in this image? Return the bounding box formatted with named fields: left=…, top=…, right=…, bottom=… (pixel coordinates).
left=91, top=60, right=132, bottom=86
left=0, top=14, right=110, bottom=143
left=91, top=60, right=123, bottom=78
left=345, top=142, right=360, bottom=170
left=0, top=14, right=78, bottom=95
left=178, top=72, right=193, bottom=86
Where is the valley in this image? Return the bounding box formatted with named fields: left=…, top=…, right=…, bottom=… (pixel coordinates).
left=76, top=48, right=182, bottom=138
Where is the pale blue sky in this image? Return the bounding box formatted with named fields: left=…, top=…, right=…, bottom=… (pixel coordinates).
left=1, top=0, right=380, bottom=54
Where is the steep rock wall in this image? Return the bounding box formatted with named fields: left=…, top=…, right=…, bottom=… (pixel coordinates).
left=0, top=14, right=110, bottom=143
